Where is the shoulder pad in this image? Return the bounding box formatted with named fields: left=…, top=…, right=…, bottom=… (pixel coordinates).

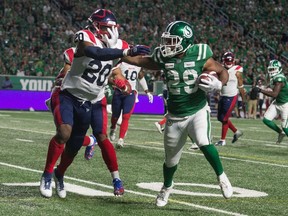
left=273, top=74, right=286, bottom=83
left=235, top=65, right=243, bottom=72
left=63, top=47, right=75, bottom=64
left=189, top=44, right=213, bottom=60
left=74, top=30, right=99, bottom=45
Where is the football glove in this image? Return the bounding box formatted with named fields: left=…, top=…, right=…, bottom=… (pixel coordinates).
left=103, top=26, right=119, bottom=48
left=254, top=86, right=262, bottom=93
left=123, top=45, right=150, bottom=57
left=114, top=79, right=132, bottom=94
left=147, top=92, right=153, bottom=103
left=198, top=74, right=222, bottom=92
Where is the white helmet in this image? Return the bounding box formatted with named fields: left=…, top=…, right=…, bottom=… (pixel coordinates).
left=267, top=60, right=282, bottom=78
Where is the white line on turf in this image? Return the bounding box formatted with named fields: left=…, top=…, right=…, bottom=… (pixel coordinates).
left=0, top=161, right=246, bottom=216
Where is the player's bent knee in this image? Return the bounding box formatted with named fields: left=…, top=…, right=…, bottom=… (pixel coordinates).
left=56, top=124, right=72, bottom=143
left=95, top=134, right=108, bottom=142
left=282, top=128, right=288, bottom=136
left=263, top=117, right=272, bottom=125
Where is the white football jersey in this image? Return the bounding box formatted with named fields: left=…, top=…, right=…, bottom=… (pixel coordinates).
left=221, top=65, right=243, bottom=97
left=117, top=62, right=142, bottom=90
left=62, top=30, right=129, bottom=103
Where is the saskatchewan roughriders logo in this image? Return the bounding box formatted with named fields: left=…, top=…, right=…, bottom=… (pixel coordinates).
left=183, top=26, right=193, bottom=38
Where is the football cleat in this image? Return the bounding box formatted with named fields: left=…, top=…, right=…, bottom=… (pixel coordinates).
left=218, top=172, right=233, bottom=199
left=116, top=138, right=124, bottom=149
left=276, top=131, right=286, bottom=144
left=156, top=182, right=174, bottom=207
left=188, top=143, right=199, bottom=151
left=109, top=128, right=116, bottom=141
left=53, top=169, right=66, bottom=199
left=113, top=178, right=124, bottom=196
left=84, top=135, right=97, bottom=160
left=40, top=173, right=52, bottom=198
left=232, top=130, right=243, bottom=143
left=154, top=122, right=163, bottom=134
left=215, top=140, right=226, bottom=146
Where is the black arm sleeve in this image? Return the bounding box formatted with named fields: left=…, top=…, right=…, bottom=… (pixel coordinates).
left=84, top=46, right=125, bottom=61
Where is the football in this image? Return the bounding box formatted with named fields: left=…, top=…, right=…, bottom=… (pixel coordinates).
left=198, top=71, right=219, bottom=84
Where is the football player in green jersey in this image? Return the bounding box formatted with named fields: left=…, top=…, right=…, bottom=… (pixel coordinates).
left=122, top=21, right=233, bottom=206
left=256, top=60, right=288, bottom=144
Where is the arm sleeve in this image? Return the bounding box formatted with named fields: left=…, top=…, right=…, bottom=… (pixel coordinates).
left=138, top=77, right=148, bottom=92
left=84, top=46, right=125, bottom=61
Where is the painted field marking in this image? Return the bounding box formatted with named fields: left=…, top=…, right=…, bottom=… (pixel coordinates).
left=16, top=138, right=34, bottom=142
left=0, top=161, right=247, bottom=216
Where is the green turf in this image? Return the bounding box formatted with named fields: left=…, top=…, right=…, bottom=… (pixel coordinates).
left=0, top=111, right=287, bottom=216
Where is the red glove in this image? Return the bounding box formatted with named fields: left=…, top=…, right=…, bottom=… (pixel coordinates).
left=114, top=79, right=126, bottom=89
left=114, top=79, right=132, bottom=94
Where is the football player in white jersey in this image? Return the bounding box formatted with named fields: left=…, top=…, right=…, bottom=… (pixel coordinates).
left=39, top=9, right=150, bottom=199
left=215, top=52, right=246, bottom=146
left=44, top=47, right=98, bottom=161
left=109, top=61, right=153, bottom=148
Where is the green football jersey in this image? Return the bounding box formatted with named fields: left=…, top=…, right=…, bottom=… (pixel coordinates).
left=152, top=43, right=213, bottom=116
left=105, top=84, right=114, bottom=105
left=270, top=73, right=288, bottom=104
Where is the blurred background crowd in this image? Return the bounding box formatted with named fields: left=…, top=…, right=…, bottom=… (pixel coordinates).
left=0, top=0, right=287, bottom=86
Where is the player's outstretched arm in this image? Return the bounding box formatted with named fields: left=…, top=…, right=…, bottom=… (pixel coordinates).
left=203, top=58, right=229, bottom=86
left=122, top=55, right=160, bottom=70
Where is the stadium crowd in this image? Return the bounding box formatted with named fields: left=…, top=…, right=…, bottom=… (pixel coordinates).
left=0, top=0, right=287, bottom=86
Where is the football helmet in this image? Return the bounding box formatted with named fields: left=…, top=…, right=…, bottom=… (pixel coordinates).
left=160, top=21, right=194, bottom=58
left=88, top=9, right=118, bottom=40
left=222, top=52, right=235, bottom=69
left=267, top=59, right=282, bottom=78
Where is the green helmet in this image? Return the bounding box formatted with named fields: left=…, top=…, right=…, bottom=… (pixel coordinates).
left=267, top=60, right=282, bottom=78
left=160, top=21, right=194, bottom=57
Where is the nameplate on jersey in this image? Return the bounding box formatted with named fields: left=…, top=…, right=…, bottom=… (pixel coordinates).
left=165, top=63, right=175, bottom=69
left=184, top=61, right=195, bottom=67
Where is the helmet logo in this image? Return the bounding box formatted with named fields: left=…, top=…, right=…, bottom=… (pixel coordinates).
left=183, top=26, right=193, bottom=38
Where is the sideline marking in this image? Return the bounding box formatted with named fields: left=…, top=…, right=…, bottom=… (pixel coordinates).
left=0, top=162, right=247, bottom=216
left=16, top=138, right=34, bottom=142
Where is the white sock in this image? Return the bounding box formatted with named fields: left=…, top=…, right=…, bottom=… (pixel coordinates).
left=111, top=171, right=120, bottom=180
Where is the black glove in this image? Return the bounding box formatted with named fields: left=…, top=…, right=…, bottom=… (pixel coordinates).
left=254, top=86, right=262, bottom=93
left=123, top=45, right=150, bottom=56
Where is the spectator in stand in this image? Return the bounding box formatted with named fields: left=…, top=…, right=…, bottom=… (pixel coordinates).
left=248, top=83, right=259, bottom=119
left=1, top=76, right=13, bottom=89
left=257, top=80, right=265, bottom=119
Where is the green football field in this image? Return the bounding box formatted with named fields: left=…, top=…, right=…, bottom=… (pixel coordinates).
left=0, top=110, right=287, bottom=216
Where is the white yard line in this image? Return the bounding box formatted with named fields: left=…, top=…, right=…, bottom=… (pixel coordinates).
left=16, top=138, right=34, bottom=142
left=0, top=161, right=246, bottom=216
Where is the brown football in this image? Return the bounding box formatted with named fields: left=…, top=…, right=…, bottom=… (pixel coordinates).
left=198, top=71, right=219, bottom=84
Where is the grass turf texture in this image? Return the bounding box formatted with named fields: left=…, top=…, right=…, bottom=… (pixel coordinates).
left=0, top=111, right=287, bottom=216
